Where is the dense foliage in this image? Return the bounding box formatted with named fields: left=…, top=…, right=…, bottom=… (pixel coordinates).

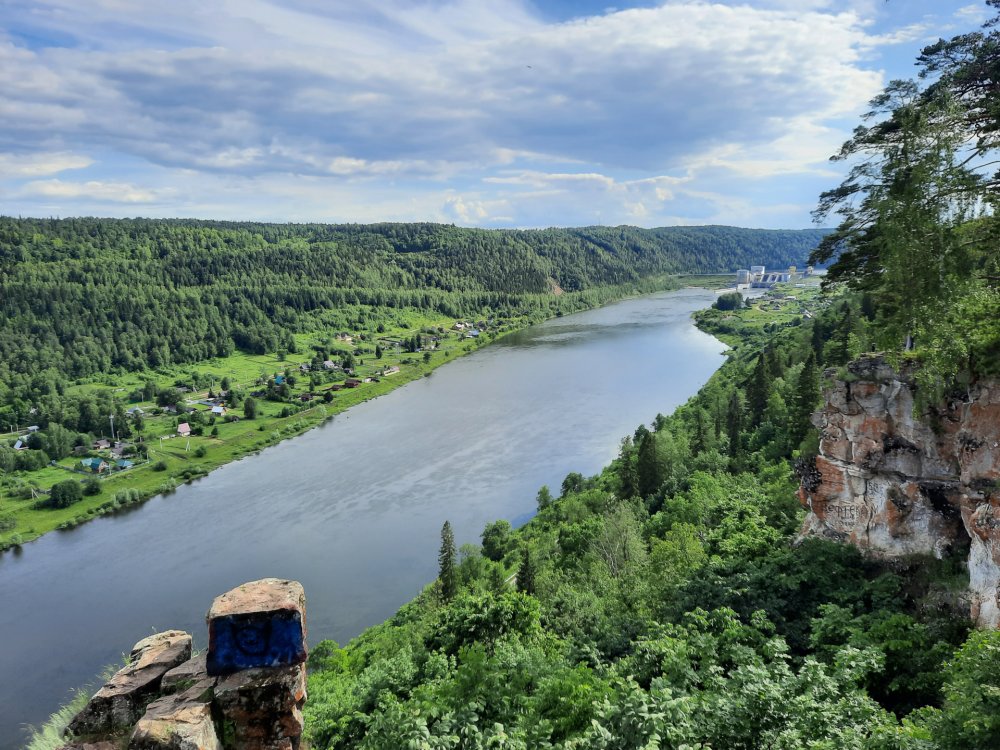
left=0, top=218, right=822, bottom=426
left=303, top=289, right=991, bottom=749
left=812, top=3, right=1000, bottom=398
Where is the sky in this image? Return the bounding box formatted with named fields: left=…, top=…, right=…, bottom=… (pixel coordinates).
left=0, top=0, right=993, bottom=228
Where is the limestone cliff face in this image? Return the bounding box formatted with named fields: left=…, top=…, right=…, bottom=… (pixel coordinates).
left=798, top=355, right=1000, bottom=628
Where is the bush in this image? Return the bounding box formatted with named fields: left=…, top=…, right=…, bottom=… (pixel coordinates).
left=153, top=460, right=168, bottom=471
left=714, top=291, right=745, bottom=311
left=48, top=480, right=83, bottom=509
left=0, top=511, right=16, bottom=532
left=82, top=477, right=102, bottom=496
left=193, top=446, right=207, bottom=458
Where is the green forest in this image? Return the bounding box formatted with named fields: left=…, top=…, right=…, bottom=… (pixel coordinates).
left=0, top=219, right=822, bottom=431
left=300, top=8, right=1000, bottom=750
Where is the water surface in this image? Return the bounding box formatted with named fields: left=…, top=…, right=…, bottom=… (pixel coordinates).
left=0, top=288, right=727, bottom=747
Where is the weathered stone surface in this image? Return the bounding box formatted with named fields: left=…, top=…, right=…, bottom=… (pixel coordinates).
left=68, top=630, right=193, bottom=736
left=207, top=579, right=306, bottom=676
left=799, top=355, right=1000, bottom=627
left=56, top=743, right=118, bottom=750
left=130, top=681, right=221, bottom=750
left=162, top=653, right=211, bottom=693
left=214, top=663, right=306, bottom=750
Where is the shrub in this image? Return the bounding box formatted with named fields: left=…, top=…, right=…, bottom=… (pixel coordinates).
left=82, top=477, right=102, bottom=496
left=48, top=480, right=83, bottom=509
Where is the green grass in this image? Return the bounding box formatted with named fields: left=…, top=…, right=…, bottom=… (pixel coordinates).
left=24, top=690, right=91, bottom=750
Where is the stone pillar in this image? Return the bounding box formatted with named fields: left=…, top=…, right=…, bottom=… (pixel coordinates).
left=207, top=578, right=308, bottom=750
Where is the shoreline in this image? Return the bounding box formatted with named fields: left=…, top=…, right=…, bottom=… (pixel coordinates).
left=1, top=276, right=731, bottom=555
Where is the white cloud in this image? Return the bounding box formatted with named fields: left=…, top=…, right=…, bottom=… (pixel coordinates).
left=0, top=0, right=978, bottom=225
left=19, top=179, right=163, bottom=203
left=954, top=4, right=990, bottom=24
left=0, top=151, right=92, bottom=177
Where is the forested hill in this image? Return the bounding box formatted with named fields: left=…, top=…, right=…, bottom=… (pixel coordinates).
left=0, top=217, right=824, bottom=384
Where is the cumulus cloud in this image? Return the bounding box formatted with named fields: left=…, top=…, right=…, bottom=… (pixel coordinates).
left=0, top=0, right=982, bottom=225
left=0, top=151, right=92, bottom=177
left=19, top=179, right=163, bottom=203
left=0, top=1, right=882, bottom=174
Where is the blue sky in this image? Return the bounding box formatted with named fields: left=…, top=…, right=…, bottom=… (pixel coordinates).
left=0, top=0, right=992, bottom=228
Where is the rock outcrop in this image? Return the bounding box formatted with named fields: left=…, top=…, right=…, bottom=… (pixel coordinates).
left=798, top=355, right=1000, bottom=627
left=60, top=579, right=307, bottom=750
left=67, top=631, right=193, bottom=736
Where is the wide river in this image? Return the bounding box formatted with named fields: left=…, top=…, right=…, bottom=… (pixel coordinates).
left=0, top=287, right=728, bottom=747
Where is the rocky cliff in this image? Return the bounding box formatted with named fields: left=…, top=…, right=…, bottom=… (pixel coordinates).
left=798, top=355, right=1000, bottom=628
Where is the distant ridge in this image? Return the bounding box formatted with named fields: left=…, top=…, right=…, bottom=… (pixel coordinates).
left=0, top=217, right=826, bottom=383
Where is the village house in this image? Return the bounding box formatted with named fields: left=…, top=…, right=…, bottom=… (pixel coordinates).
left=81, top=457, right=109, bottom=473
left=211, top=405, right=227, bottom=417
left=322, top=360, right=339, bottom=370
left=93, top=438, right=111, bottom=450
left=344, top=378, right=362, bottom=388
left=382, top=365, right=400, bottom=376
left=177, top=423, right=192, bottom=437
left=116, top=459, right=134, bottom=470
left=13, top=439, right=26, bottom=451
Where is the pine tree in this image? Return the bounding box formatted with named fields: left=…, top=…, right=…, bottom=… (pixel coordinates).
left=746, top=354, right=771, bottom=427
left=810, top=319, right=825, bottom=365
left=438, top=520, right=457, bottom=601
left=764, top=345, right=782, bottom=381
left=636, top=430, right=665, bottom=498
left=691, top=408, right=710, bottom=455
left=516, top=545, right=535, bottom=595
left=726, top=390, right=744, bottom=469
left=831, top=303, right=854, bottom=365
left=793, top=351, right=821, bottom=443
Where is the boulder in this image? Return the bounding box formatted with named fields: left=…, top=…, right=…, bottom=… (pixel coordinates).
left=68, top=631, right=192, bottom=736
left=214, top=663, right=306, bottom=750
left=206, top=579, right=306, bottom=676
left=130, top=681, right=220, bottom=750
left=162, top=653, right=211, bottom=694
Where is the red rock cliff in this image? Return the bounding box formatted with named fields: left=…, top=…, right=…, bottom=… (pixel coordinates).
left=798, top=355, right=1000, bottom=628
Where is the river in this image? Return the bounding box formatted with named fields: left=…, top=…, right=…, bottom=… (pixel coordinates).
left=0, top=287, right=729, bottom=747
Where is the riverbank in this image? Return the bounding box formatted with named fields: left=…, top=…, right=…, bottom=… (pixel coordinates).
left=1, top=275, right=745, bottom=554
left=3, top=286, right=736, bottom=749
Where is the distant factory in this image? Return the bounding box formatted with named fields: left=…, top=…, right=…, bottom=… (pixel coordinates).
left=735, top=264, right=812, bottom=289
